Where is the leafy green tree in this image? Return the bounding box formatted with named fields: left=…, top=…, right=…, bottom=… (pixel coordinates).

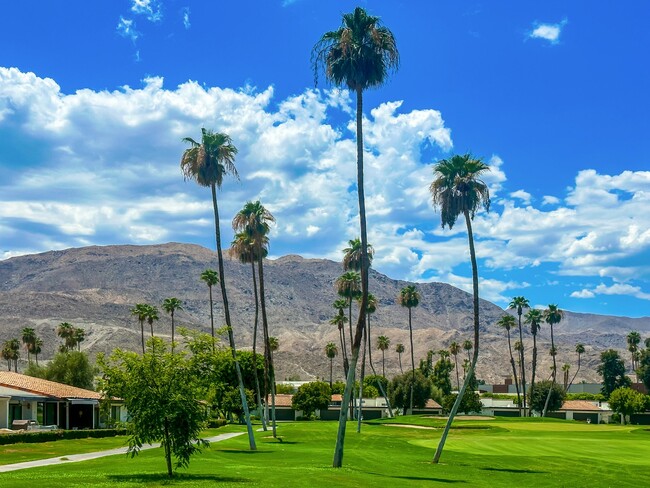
left=429, top=154, right=491, bottom=463
left=529, top=380, right=566, bottom=413
left=26, top=350, right=95, bottom=389
left=399, top=284, right=420, bottom=412
left=377, top=335, right=390, bottom=378
left=509, top=296, right=529, bottom=412
left=419, top=350, right=435, bottom=377
left=362, top=293, right=392, bottom=417
left=292, top=381, right=332, bottom=418
left=331, top=381, right=346, bottom=395
left=181, top=128, right=256, bottom=451
left=541, top=304, right=564, bottom=417
left=162, top=297, right=183, bottom=352
left=99, top=338, right=209, bottom=477
left=129, top=306, right=149, bottom=355
left=597, top=349, right=631, bottom=399
left=313, top=6, right=399, bottom=467
left=364, top=374, right=388, bottom=393
left=388, top=370, right=431, bottom=413
left=325, top=342, right=338, bottom=388
left=431, top=355, right=454, bottom=395
left=395, top=343, right=405, bottom=374
left=524, top=308, right=543, bottom=415
left=639, top=349, right=650, bottom=391
left=442, top=381, right=482, bottom=415
left=496, top=314, right=521, bottom=414
left=608, top=387, right=646, bottom=424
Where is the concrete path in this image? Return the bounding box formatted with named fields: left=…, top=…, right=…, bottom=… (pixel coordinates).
left=0, top=432, right=244, bottom=473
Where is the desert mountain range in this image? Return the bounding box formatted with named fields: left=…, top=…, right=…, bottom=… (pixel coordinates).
left=1, top=243, right=649, bottom=384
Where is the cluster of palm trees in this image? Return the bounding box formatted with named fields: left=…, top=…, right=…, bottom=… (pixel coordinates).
left=495, top=300, right=567, bottom=416
left=1, top=338, right=20, bottom=371
left=56, top=322, right=85, bottom=352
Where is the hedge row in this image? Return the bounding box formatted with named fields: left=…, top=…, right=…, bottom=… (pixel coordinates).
left=0, top=428, right=127, bottom=445
left=207, top=418, right=227, bottom=428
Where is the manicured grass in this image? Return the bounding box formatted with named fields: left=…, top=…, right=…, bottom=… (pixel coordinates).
left=1, top=419, right=649, bottom=487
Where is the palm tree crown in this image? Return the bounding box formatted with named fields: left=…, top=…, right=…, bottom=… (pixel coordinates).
left=429, top=154, right=491, bottom=230
left=180, top=128, right=238, bottom=189
left=342, top=238, right=374, bottom=272
left=312, top=7, right=399, bottom=91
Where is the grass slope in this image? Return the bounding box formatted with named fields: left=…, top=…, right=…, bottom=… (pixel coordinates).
left=1, top=419, right=649, bottom=487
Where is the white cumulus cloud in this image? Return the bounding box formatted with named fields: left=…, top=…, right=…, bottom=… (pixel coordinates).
left=528, top=19, right=568, bottom=44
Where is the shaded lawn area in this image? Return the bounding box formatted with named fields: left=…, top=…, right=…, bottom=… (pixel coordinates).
left=1, top=419, right=649, bottom=487
left=0, top=427, right=229, bottom=466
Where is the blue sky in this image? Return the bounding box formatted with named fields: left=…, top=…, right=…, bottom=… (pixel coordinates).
left=1, top=1, right=649, bottom=317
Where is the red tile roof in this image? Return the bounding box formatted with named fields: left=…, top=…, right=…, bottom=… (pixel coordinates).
left=0, top=372, right=101, bottom=400
left=273, top=394, right=293, bottom=407
left=560, top=400, right=601, bottom=411
left=425, top=399, right=442, bottom=409
left=331, top=394, right=342, bottom=402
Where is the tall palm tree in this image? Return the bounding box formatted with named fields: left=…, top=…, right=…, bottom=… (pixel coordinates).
left=145, top=305, right=159, bottom=338
left=542, top=304, right=564, bottom=417
left=325, top=342, right=338, bottom=387
left=396, top=343, right=405, bottom=374
left=429, top=153, right=491, bottom=463
left=229, top=231, right=267, bottom=430
left=130, top=306, right=149, bottom=354
left=162, top=297, right=183, bottom=352
left=567, top=343, right=585, bottom=392
left=342, top=238, right=374, bottom=272
left=33, top=337, right=43, bottom=366
left=449, top=341, right=462, bottom=391
left=7, top=338, right=20, bottom=372
left=181, top=128, right=256, bottom=450
left=363, top=293, right=393, bottom=418
left=627, top=331, right=641, bottom=373
left=399, top=285, right=420, bottom=412
left=377, top=335, right=390, bottom=377
left=330, top=311, right=349, bottom=377
left=73, top=327, right=85, bottom=351
left=21, top=328, right=36, bottom=363
left=335, top=271, right=361, bottom=351
left=313, top=6, right=399, bottom=467
left=1, top=341, right=12, bottom=371
left=524, top=308, right=543, bottom=414
left=509, top=296, right=529, bottom=412
left=200, top=269, right=219, bottom=350
left=463, top=339, right=473, bottom=364
left=562, top=363, right=571, bottom=391
left=496, top=315, right=521, bottom=413
left=233, top=200, right=278, bottom=437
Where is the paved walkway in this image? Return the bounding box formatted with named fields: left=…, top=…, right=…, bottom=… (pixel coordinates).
left=0, top=432, right=244, bottom=473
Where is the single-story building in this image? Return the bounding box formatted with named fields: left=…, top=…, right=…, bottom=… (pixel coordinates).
left=0, top=371, right=121, bottom=430
left=547, top=400, right=611, bottom=424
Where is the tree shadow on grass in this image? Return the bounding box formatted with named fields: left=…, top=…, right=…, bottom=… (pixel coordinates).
left=108, top=473, right=251, bottom=484
left=218, top=449, right=274, bottom=454
left=366, top=472, right=467, bottom=483
left=481, top=467, right=546, bottom=474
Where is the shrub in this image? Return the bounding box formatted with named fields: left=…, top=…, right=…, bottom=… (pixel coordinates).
left=0, top=428, right=127, bottom=446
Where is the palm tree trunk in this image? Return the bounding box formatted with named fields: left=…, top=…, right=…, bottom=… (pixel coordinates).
left=251, top=260, right=267, bottom=431
left=517, top=313, right=527, bottom=413
left=339, top=328, right=347, bottom=377
left=208, top=285, right=215, bottom=351
left=530, top=334, right=537, bottom=416
left=506, top=331, right=522, bottom=416
left=542, top=325, right=557, bottom=417
left=408, top=307, right=415, bottom=413
left=348, top=299, right=356, bottom=420
left=333, top=86, right=369, bottom=468
left=330, top=357, right=333, bottom=388
left=211, top=183, right=256, bottom=451
left=454, top=355, right=460, bottom=391
left=140, top=319, right=145, bottom=355
left=382, top=349, right=386, bottom=377
left=356, top=327, right=367, bottom=433
left=398, top=353, right=403, bottom=374
left=367, top=313, right=393, bottom=417
left=258, top=254, right=276, bottom=437
left=150, top=321, right=154, bottom=337
left=568, top=354, right=581, bottom=392
left=433, top=210, right=479, bottom=464
left=171, top=311, right=175, bottom=354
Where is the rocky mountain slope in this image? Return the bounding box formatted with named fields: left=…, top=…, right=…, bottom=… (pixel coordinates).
left=1, top=243, right=648, bottom=384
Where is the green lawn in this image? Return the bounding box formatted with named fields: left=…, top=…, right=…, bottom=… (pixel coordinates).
left=1, top=418, right=649, bottom=487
